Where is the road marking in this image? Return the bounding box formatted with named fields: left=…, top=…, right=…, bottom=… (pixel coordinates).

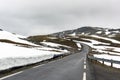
left=84, top=61, right=86, bottom=64
left=84, top=59, right=86, bottom=64
left=0, top=71, right=23, bottom=80
left=84, top=65, right=86, bottom=69
left=33, top=64, right=45, bottom=68
left=83, top=59, right=86, bottom=80
left=83, top=72, right=86, bottom=80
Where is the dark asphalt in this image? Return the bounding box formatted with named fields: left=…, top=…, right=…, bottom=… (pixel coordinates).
left=1, top=44, right=91, bottom=80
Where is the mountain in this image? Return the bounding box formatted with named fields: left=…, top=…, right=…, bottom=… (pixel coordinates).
left=27, top=26, right=120, bottom=49
left=51, top=26, right=120, bottom=41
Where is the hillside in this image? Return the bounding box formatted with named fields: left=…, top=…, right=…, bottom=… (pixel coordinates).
left=27, top=26, right=120, bottom=68
left=51, top=26, right=120, bottom=41
left=0, top=30, right=74, bottom=71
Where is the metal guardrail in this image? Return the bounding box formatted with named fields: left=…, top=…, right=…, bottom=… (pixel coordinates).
left=88, top=55, right=120, bottom=67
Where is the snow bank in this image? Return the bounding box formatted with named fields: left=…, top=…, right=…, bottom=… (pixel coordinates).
left=94, top=54, right=120, bottom=68
left=0, top=42, right=63, bottom=71
left=94, top=54, right=120, bottom=61
left=76, top=43, right=81, bottom=48
left=0, top=55, right=52, bottom=70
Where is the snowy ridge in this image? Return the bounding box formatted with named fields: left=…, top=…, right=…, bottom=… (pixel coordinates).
left=0, top=30, right=37, bottom=46
left=51, top=26, right=120, bottom=40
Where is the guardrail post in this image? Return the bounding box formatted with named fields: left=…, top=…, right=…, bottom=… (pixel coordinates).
left=111, top=60, right=113, bottom=67
left=102, top=60, right=104, bottom=65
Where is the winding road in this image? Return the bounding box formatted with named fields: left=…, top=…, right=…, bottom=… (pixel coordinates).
left=0, top=44, right=91, bottom=80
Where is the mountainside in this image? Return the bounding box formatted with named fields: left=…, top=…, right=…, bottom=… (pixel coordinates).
left=51, top=26, right=120, bottom=41
left=0, top=29, right=72, bottom=71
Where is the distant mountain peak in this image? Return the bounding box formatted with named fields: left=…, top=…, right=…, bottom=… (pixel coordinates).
left=0, top=29, right=3, bottom=31
left=50, top=26, right=120, bottom=39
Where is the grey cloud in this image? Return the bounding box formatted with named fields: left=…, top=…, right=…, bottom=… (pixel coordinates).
left=0, top=0, right=120, bottom=36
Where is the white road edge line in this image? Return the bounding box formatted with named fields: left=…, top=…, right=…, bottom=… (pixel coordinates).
left=0, top=71, right=23, bottom=80
left=83, top=59, right=86, bottom=80
left=84, top=65, right=87, bottom=69
left=33, top=64, right=45, bottom=68
left=84, top=59, right=86, bottom=64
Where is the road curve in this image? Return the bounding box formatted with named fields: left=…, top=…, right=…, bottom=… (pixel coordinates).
left=1, top=43, right=90, bottom=80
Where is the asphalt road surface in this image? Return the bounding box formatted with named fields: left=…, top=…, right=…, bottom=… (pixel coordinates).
left=0, top=44, right=91, bottom=80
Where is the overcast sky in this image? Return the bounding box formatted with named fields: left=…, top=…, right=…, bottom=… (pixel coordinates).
left=0, top=0, right=120, bottom=36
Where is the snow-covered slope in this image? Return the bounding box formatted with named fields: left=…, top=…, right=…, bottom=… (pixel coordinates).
left=0, top=41, right=70, bottom=70
left=51, top=26, right=120, bottom=41
left=0, top=30, right=71, bottom=71
left=41, top=41, right=71, bottom=48
left=0, top=30, right=37, bottom=46
left=76, top=35, right=120, bottom=68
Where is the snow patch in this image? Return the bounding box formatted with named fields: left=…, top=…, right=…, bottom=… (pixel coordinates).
left=91, top=35, right=120, bottom=44
left=96, top=31, right=102, bottom=34
left=70, top=32, right=76, bottom=36
left=0, top=30, right=37, bottom=46
left=41, top=42, right=71, bottom=48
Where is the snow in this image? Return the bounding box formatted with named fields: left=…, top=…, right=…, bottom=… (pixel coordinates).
left=15, top=34, right=27, bottom=38
left=76, top=43, right=81, bottom=50
left=78, top=37, right=120, bottom=68
left=108, top=34, right=116, bottom=37
left=80, top=38, right=120, bottom=54
left=94, top=54, right=120, bottom=68
left=94, top=54, right=120, bottom=61
left=81, top=32, right=85, bottom=35
left=105, top=29, right=111, bottom=35
left=81, top=38, right=110, bottom=45
left=0, top=30, right=70, bottom=71
left=0, top=30, right=37, bottom=46
left=76, top=43, right=81, bottom=48
left=0, top=42, right=65, bottom=71
left=70, top=32, right=76, bottom=36
left=38, top=47, right=69, bottom=53
left=112, top=31, right=120, bottom=33
left=41, top=42, right=71, bottom=48
left=96, top=31, right=102, bottom=34
left=41, top=42, right=61, bottom=47
left=91, top=35, right=120, bottom=44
